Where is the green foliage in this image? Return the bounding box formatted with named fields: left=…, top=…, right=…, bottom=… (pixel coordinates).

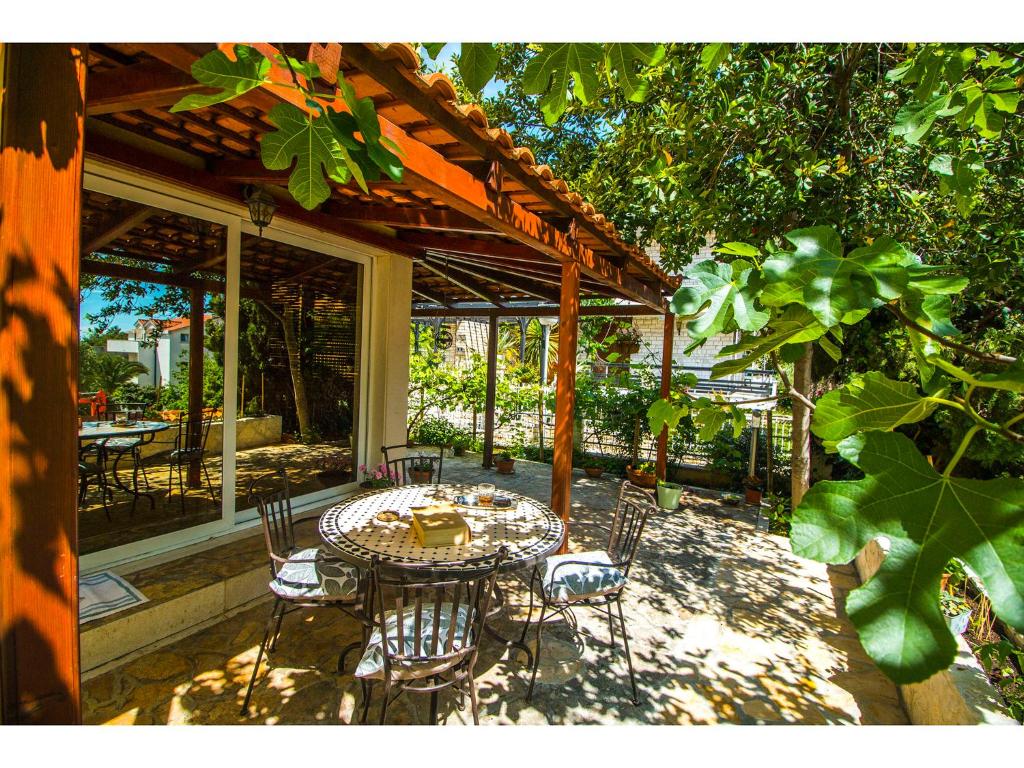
left=413, top=416, right=456, bottom=447
left=670, top=259, right=768, bottom=342
left=976, top=641, right=1024, bottom=722
left=170, top=45, right=271, bottom=112
left=811, top=372, right=939, bottom=442
left=458, top=43, right=501, bottom=94
left=791, top=431, right=1024, bottom=684
left=82, top=353, right=149, bottom=395
left=174, top=45, right=401, bottom=210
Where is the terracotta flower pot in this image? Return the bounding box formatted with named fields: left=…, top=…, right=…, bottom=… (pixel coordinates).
left=584, top=466, right=604, bottom=478
left=495, top=458, right=515, bottom=474
left=744, top=487, right=763, bottom=505
left=626, top=465, right=656, bottom=488
left=409, top=468, right=434, bottom=484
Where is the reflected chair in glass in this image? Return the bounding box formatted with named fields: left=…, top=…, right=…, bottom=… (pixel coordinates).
left=78, top=444, right=112, bottom=521
left=355, top=548, right=507, bottom=725
left=382, top=442, right=444, bottom=485
left=520, top=481, right=656, bottom=705
left=98, top=406, right=152, bottom=514
left=241, top=469, right=368, bottom=716
left=166, top=408, right=217, bottom=512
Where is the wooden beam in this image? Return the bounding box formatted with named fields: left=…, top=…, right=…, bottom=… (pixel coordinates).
left=412, top=286, right=448, bottom=306
left=171, top=249, right=226, bottom=275
left=0, top=43, right=86, bottom=725
left=428, top=256, right=559, bottom=303
left=81, top=203, right=155, bottom=255
left=84, top=132, right=422, bottom=262
left=551, top=261, right=580, bottom=554
left=81, top=259, right=264, bottom=299
left=184, top=43, right=663, bottom=309
left=86, top=60, right=213, bottom=115
left=208, top=157, right=291, bottom=184
left=186, top=287, right=205, bottom=487
left=322, top=201, right=492, bottom=234
left=410, top=303, right=662, bottom=318
left=418, top=256, right=504, bottom=306
left=342, top=43, right=672, bottom=289
left=482, top=314, right=499, bottom=468
left=656, top=312, right=675, bottom=481
left=399, top=231, right=549, bottom=263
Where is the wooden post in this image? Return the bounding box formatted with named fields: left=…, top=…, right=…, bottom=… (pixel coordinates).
left=656, top=312, right=674, bottom=481
left=551, top=262, right=580, bottom=553
left=0, top=43, right=87, bottom=724
left=482, top=314, right=498, bottom=468
left=187, top=286, right=205, bottom=488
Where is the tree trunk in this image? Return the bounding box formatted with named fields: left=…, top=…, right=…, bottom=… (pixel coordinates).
left=791, top=343, right=814, bottom=506
left=281, top=303, right=312, bottom=441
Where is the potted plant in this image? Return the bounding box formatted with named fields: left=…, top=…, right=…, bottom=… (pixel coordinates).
left=451, top=429, right=471, bottom=457
left=413, top=416, right=456, bottom=449
left=656, top=480, right=684, bottom=510
left=495, top=448, right=516, bottom=474
left=941, top=592, right=972, bottom=636
left=316, top=454, right=351, bottom=486
left=408, top=455, right=435, bottom=484
left=743, top=475, right=764, bottom=505
left=583, top=456, right=605, bottom=478
left=626, top=460, right=657, bottom=488
left=358, top=463, right=397, bottom=490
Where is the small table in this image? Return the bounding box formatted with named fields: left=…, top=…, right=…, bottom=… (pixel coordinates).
left=319, top=483, right=565, bottom=664
left=79, top=421, right=170, bottom=509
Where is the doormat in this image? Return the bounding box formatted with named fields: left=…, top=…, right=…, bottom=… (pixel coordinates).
left=79, top=570, right=149, bottom=624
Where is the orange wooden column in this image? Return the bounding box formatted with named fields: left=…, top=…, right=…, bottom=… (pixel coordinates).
left=186, top=286, right=205, bottom=487
left=656, top=312, right=675, bottom=480
left=482, top=314, right=498, bottom=468
left=0, top=43, right=87, bottom=724
left=550, top=261, right=580, bottom=553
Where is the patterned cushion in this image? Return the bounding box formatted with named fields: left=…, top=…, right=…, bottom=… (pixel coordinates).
left=542, top=550, right=626, bottom=602
left=270, top=546, right=361, bottom=601
left=355, top=602, right=472, bottom=680
left=102, top=437, right=141, bottom=450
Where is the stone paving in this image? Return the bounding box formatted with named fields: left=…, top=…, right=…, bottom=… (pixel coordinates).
left=82, top=455, right=908, bottom=725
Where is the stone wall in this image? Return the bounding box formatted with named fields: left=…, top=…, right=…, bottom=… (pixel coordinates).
left=106, top=415, right=284, bottom=461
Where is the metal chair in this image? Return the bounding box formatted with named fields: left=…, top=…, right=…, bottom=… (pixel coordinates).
left=78, top=444, right=112, bottom=520
left=521, top=481, right=656, bottom=705
left=382, top=442, right=444, bottom=485
left=240, top=469, right=368, bottom=716
left=356, top=548, right=507, bottom=725
left=166, top=408, right=217, bottom=512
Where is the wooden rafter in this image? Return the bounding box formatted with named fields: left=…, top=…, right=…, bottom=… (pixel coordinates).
left=86, top=60, right=213, bottom=115
left=81, top=203, right=156, bottom=255
left=417, top=256, right=505, bottom=306
left=412, top=286, right=449, bottom=306
left=341, top=43, right=669, bottom=289
left=426, top=254, right=559, bottom=303
left=172, top=249, right=227, bottom=275
left=322, top=201, right=492, bottom=234
left=410, top=304, right=662, bottom=318
left=82, top=258, right=264, bottom=299
left=171, top=42, right=664, bottom=309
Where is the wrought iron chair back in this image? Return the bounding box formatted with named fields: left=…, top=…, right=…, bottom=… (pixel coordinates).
left=361, top=548, right=506, bottom=724
left=174, top=407, right=215, bottom=457
left=381, top=442, right=444, bottom=485
left=607, top=481, right=656, bottom=577
left=247, top=469, right=297, bottom=579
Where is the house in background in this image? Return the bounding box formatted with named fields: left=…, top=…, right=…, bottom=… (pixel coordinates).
left=105, top=316, right=211, bottom=388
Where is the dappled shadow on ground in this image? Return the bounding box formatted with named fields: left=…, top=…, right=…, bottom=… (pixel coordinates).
left=82, top=457, right=907, bottom=725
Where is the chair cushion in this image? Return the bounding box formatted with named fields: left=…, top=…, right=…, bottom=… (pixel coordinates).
left=542, top=550, right=626, bottom=602
left=270, top=547, right=361, bottom=602
left=355, top=602, right=472, bottom=680
left=103, top=437, right=141, bottom=450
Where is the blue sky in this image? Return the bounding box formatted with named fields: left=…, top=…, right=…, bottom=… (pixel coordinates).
left=423, top=43, right=506, bottom=99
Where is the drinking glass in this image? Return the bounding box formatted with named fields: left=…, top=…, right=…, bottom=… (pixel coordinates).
left=477, top=483, right=495, bottom=505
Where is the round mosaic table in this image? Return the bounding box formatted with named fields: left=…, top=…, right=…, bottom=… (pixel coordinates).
left=318, top=483, right=565, bottom=573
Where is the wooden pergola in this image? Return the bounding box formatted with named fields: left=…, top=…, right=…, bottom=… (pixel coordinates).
left=0, top=43, right=679, bottom=723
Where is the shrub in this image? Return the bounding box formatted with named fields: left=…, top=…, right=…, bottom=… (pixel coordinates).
left=414, top=416, right=456, bottom=447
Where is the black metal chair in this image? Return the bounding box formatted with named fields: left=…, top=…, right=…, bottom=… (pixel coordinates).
left=521, top=481, right=656, bottom=705
left=78, top=444, right=112, bottom=520
left=382, top=442, right=444, bottom=485
left=240, top=469, right=368, bottom=716
left=356, top=548, right=507, bottom=725
left=166, top=408, right=217, bottom=512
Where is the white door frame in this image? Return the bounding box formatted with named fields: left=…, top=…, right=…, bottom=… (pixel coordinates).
left=80, top=160, right=385, bottom=572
